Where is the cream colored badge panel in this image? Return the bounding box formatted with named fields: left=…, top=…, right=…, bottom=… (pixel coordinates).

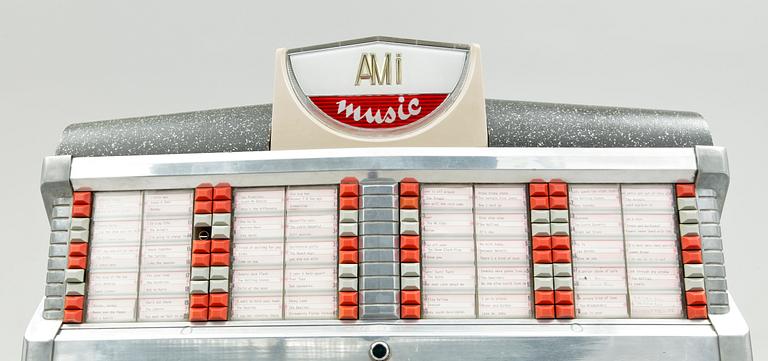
left=271, top=41, right=488, bottom=148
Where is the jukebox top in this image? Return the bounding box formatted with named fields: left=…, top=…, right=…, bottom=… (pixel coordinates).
left=25, top=37, right=751, bottom=361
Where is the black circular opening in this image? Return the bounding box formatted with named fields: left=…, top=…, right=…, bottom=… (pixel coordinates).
left=370, top=342, right=389, bottom=360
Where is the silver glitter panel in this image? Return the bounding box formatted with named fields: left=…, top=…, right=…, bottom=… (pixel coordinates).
left=56, top=104, right=272, bottom=157
left=485, top=99, right=712, bottom=148
left=56, top=100, right=712, bottom=157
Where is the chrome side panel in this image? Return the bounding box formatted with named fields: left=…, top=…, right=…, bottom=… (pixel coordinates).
left=710, top=294, right=754, bottom=361
left=22, top=301, right=62, bottom=361
left=40, top=156, right=72, bottom=221
left=69, top=147, right=697, bottom=191
left=695, top=146, right=730, bottom=212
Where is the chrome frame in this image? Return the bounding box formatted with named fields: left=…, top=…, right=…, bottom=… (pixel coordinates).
left=25, top=146, right=751, bottom=361
left=695, top=145, right=730, bottom=212
left=67, top=147, right=697, bottom=193
left=40, top=156, right=72, bottom=220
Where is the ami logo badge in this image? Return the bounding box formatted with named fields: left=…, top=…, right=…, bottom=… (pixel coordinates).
left=287, top=38, right=469, bottom=131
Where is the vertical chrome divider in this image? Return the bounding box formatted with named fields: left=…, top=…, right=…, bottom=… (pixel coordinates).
left=227, top=189, right=236, bottom=317
left=471, top=185, right=479, bottom=318
left=134, top=191, right=146, bottom=322
left=82, top=193, right=95, bottom=322
left=418, top=185, right=425, bottom=318
left=524, top=184, right=535, bottom=319
left=281, top=186, right=288, bottom=320
left=567, top=184, right=579, bottom=316
left=617, top=184, right=632, bottom=318
left=672, top=186, right=689, bottom=319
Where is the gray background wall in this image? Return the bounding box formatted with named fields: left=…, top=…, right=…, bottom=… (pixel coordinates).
left=1, top=1, right=765, bottom=359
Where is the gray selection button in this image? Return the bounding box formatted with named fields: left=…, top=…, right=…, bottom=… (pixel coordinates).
left=360, top=195, right=398, bottom=209
left=359, top=235, right=399, bottom=249
left=360, top=249, right=400, bottom=263
left=359, top=290, right=400, bottom=304
left=360, top=276, right=400, bottom=290
left=362, top=209, right=399, bottom=222
left=360, top=304, right=400, bottom=320
left=360, top=263, right=399, bottom=277
left=360, top=183, right=398, bottom=195
left=359, top=222, right=399, bottom=235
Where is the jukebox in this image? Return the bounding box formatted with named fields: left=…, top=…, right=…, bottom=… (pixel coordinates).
left=23, top=37, right=752, bottom=361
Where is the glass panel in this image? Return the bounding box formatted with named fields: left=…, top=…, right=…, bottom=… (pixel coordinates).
left=137, top=190, right=193, bottom=322
left=474, top=185, right=532, bottom=318
left=283, top=186, right=338, bottom=319
left=622, top=185, right=684, bottom=318
left=421, top=185, right=476, bottom=318
left=569, top=184, right=629, bottom=318
left=86, top=191, right=143, bottom=322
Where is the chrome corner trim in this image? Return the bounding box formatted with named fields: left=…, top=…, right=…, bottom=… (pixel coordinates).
left=22, top=300, right=62, bottom=361
left=40, top=155, right=72, bottom=221
left=286, top=36, right=471, bottom=55
left=710, top=293, right=753, bottom=361
left=695, top=146, right=729, bottom=212
left=69, top=147, right=697, bottom=191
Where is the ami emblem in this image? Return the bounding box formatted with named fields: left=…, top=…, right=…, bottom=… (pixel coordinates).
left=287, top=38, right=469, bottom=131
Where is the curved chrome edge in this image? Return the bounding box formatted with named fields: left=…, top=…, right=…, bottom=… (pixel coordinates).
left=710, top=293, right=753, bottom=361
left=21, top=296, right=753, bottom=361
left=68, top=147, right=697, bottom=191
left=695, top=146, right=729, bottom=212
left=22, top=300, right=62, bottom=361
left=49, top=322, right=721, bottom=361
left=40, top=155, right=72, bottom=222
left=59, top=317, right=711, bottom=330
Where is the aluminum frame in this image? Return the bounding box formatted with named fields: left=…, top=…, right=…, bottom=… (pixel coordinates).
left=66, top=147, right=697, bottom=193
left=23, top=295, right=751, bottom=361
left=25, top=146, right=751, bottom=360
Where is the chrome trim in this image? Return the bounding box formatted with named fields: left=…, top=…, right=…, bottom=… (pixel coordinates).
left=49, top=322, right=720, bottom=361
left=710, top=293, right=754, bottom=361
left=27, top=146, right=754, bottom=360
left=22, top=301, right=61, bottom=361
left=59, top=317, right=711, bottom=330
left=22, top=295, right=754, bottom=361
left=40, top=155, right=72, bottom=221
left=286, top=36, right=471, bottom=55
left=69, top=147, right=697, bottom=191
left=695, top=146, right=730, bottom=212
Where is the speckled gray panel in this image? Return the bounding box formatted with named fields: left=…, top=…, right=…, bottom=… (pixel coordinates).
left=56, top=100, right=712, bottom=157
left=56, top=105, right=272, bottom=157
left=485, top=99, right=712, bottom=148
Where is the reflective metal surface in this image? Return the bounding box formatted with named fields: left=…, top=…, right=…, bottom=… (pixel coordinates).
left=22, top=301, right=61, bottom=361
left=68, top=147, right=697, bottom=191
left=29, top=143, right=752, bottom=361
left=40, top=156, right=72, bottom=222
left=695, top=146, right=730, bottom=212
left=710, top=294, right=754, bottom=361
left=22, top=296, right=752, bottom=361
left=47, top=320, right=721, bottom=361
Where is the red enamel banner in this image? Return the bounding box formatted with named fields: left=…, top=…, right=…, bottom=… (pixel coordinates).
left=309, top=94, right=448, bottom=129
